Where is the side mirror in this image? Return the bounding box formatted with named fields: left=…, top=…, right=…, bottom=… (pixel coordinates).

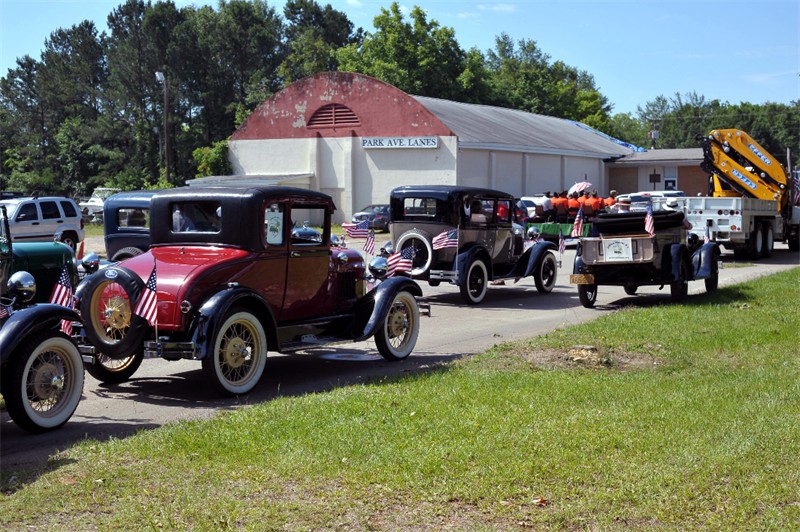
left=81, top=252, right=100, bottom=274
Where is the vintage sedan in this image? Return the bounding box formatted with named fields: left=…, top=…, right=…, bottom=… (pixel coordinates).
left=0, top=206, right=85, bottom=433
left=75, top=186, right=423, bottom=396
left=389, top=186, right=558, bottom=305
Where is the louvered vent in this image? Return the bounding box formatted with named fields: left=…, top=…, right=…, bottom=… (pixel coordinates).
left=307, top=103, right=360, bottom=128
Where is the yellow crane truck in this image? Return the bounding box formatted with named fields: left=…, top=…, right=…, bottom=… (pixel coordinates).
left=685, top=129, right=800, bottom=257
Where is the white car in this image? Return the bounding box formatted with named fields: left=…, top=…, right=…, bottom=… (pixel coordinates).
left=0, top=196, right=85, bottom=250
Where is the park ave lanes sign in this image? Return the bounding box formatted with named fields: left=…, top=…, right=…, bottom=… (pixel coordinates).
left=361, top=136, right=438, bottom=149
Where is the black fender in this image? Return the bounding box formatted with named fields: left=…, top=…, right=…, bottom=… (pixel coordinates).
left=691, top=242, right=721, bottom=280
left=356, top=277, right=423, bottom=341
left=0, top=305, right=81, bottom=366
left=189, top=287, right=278, bottom=360
left=520, top=241, right=557, bottom=278
left=454, top=244, right=491, bottom=284
left=663, top=243, right=690, bottom=282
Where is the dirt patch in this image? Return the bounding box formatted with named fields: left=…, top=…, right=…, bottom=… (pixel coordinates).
left=510, top=344, right=663, bottom=371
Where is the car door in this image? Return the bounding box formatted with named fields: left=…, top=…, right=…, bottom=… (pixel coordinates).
left=280, top=201, right=334, bottom=321
left=10, top=200, right=46, bottom=242
left=37, top=199, right=64, bottom=241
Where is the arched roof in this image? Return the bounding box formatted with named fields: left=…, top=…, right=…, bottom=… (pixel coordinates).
left=232, top=71, right=453, bottom=140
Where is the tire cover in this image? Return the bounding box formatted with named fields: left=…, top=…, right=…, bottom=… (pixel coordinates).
left=79, top=266, right=149, bottom=359
left=395, top=229, right=433, bottom=276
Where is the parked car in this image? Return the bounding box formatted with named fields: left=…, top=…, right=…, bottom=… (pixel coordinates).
left=103, top=190, right=157, bottom=261
left=79, top=187, right=121, bottom=220
left=351, top=204, right=391, bottom=232
left=0, top=205, right=86, bottom=433
left=570, top=209, right=720, bottom=307
left=0, top=196, right=85, bottom=250
left=388, top=185, right=558, bottom=304
left=74, top=186, right=423, bottom=396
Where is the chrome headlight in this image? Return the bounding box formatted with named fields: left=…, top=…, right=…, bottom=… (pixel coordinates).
left=7, top=271, right=36, bottom=304
left=368, top=257, right=388, bottom=279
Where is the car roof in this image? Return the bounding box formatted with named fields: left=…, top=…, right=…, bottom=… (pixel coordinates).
left=391, top=185, right=514, bottom=201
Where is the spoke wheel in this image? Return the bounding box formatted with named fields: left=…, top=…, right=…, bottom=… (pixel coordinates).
left=460, top=259, right=488, bottom=305
left=375, top=291, right=420, bottom=360
left=3, top=332, right=84, bottom=433
left=85, top=351, right=144, bottom=384
left=534, top=252, right=558, bottom=293
left=202, top=309, right=267, bottom=396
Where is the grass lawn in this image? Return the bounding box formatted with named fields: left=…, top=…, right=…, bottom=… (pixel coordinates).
left=1, top=269, right=798, bottom=530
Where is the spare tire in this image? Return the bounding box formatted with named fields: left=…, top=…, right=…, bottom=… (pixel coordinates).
left=78, top=267, right=149, bottom=359
left=395, top=229, right=433, bottom=276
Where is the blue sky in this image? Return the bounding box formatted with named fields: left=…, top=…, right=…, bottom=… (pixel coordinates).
left=1, top=0, right=797, bottom=115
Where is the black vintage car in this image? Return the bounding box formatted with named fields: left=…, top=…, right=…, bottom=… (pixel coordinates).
left=0, top=206, right=85, bottom=433
left=103, top=190, right=157, bottom=261
left=388, top=185, right=558, bottom=304
left=75, top=186, right=423, bottom=396
left=570, top=209, right=721, bottom=307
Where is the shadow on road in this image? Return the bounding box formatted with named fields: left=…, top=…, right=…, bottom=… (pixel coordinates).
left=0, top=348, right=458, bottom=483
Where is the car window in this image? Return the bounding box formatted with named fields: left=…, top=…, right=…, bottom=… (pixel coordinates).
left=119, top=208, right=149, bottom=228
left=290, top=204, right=326, bottom=245
left=60, top=200, right=78, bottom=218
left=15, top=203, right=38, bottom=222
left=402, top=197, right=439, bottom=219
left=40, top=200, right=61, bottom=219
left=171, top=201, right=221, bottom=232
left=265, top=203, right=284, bottom=245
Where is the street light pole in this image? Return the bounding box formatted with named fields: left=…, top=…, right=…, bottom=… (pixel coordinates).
left=155, top=71, right=170, bottom=184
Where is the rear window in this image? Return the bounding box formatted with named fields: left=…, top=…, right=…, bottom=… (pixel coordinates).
left=171, top=201, right=221, bottom=233
left=402, top=198, right=439, bottom=218
left=60, top=200, right=78, bottom=217
left=118, top=208, right=149, bottom=228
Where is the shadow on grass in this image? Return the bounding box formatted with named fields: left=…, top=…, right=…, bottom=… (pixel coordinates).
left=0, top=348, right=458, bottom=488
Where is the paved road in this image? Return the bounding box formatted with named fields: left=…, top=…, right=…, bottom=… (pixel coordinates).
left=2, top=241, right=798, bottom=473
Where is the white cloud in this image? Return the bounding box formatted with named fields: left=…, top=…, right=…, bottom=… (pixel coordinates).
left=477, top=3, right=517, bottom=13
left=346, top=0, right=363, bottom=7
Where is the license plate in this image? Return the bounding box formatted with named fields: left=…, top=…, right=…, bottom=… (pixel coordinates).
left=570, top=274, right=595, bottom=285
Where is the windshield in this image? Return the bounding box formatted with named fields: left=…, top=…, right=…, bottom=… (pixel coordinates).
left=361, top=205, right=386, bottom=213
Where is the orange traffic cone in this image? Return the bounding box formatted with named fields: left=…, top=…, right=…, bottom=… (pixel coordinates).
left=77, top=241, right=85, bottom=260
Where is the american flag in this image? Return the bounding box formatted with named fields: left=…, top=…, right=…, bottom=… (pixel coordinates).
left=386, top=246, right=414, bottom=277
left=134, top=265, right=158, bottom=326
left=49, top=262, right=73, bottom=334
left=570, top=207, right=584, bottom=238
left=342, top=219, right=370, bottom=239
left=704, top=225, right=711, bottom=244
left=0, top=304, right=9, bottom=319
left=432, top=229, right=458, bottom=250
left=363, top=229, right=375, bottom=255
left=644, top=203, right=655, bottom=236
left=558, top=227, right=566, bottom=255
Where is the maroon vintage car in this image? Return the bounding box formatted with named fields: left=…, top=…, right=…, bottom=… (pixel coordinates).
left=74, top=186, right=422, bottom=396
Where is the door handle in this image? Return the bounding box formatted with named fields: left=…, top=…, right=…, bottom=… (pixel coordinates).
left=290, top=251, right=301, bottom=257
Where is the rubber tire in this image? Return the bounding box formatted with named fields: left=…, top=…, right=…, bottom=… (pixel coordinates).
left=748, top=227, right=763, bottom=259
left=59, top=232, right=79, bottom=251
left=704, top=273, right=719, bottom=293
left=395, top=229, right=433, bottom=276
left=670, top=260, right=689, bottom=302
left=202, top=309, right=268, bottom=396
left=85, top=351, right=144, bottom=384
left=79, top=267, right=149, bottom=359
left=2, top=332, right=84, bottom=433
left=460, top=259, right=488, bottom=305
left=624, top=285, right=638, bottom=295
left=111, top=246, right=144, bottom=262
left=375, top=291, right=420, bottom=361
left=789, top=229, right=800, bottom=252
left=578, top=284, right=597, bottom=308
left=534, top=252, right=558, bottom=293
left=761, top=223, right=773, bottom=258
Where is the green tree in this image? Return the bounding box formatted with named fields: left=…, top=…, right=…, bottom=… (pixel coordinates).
left=336, top=3, right=470, bottom=100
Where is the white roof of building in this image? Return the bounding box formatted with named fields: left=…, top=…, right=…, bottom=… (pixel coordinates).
left=413, top=95, right=636, bottom=159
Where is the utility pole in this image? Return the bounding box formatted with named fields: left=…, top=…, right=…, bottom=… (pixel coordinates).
left=155, top=71, right=170, bottom=184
